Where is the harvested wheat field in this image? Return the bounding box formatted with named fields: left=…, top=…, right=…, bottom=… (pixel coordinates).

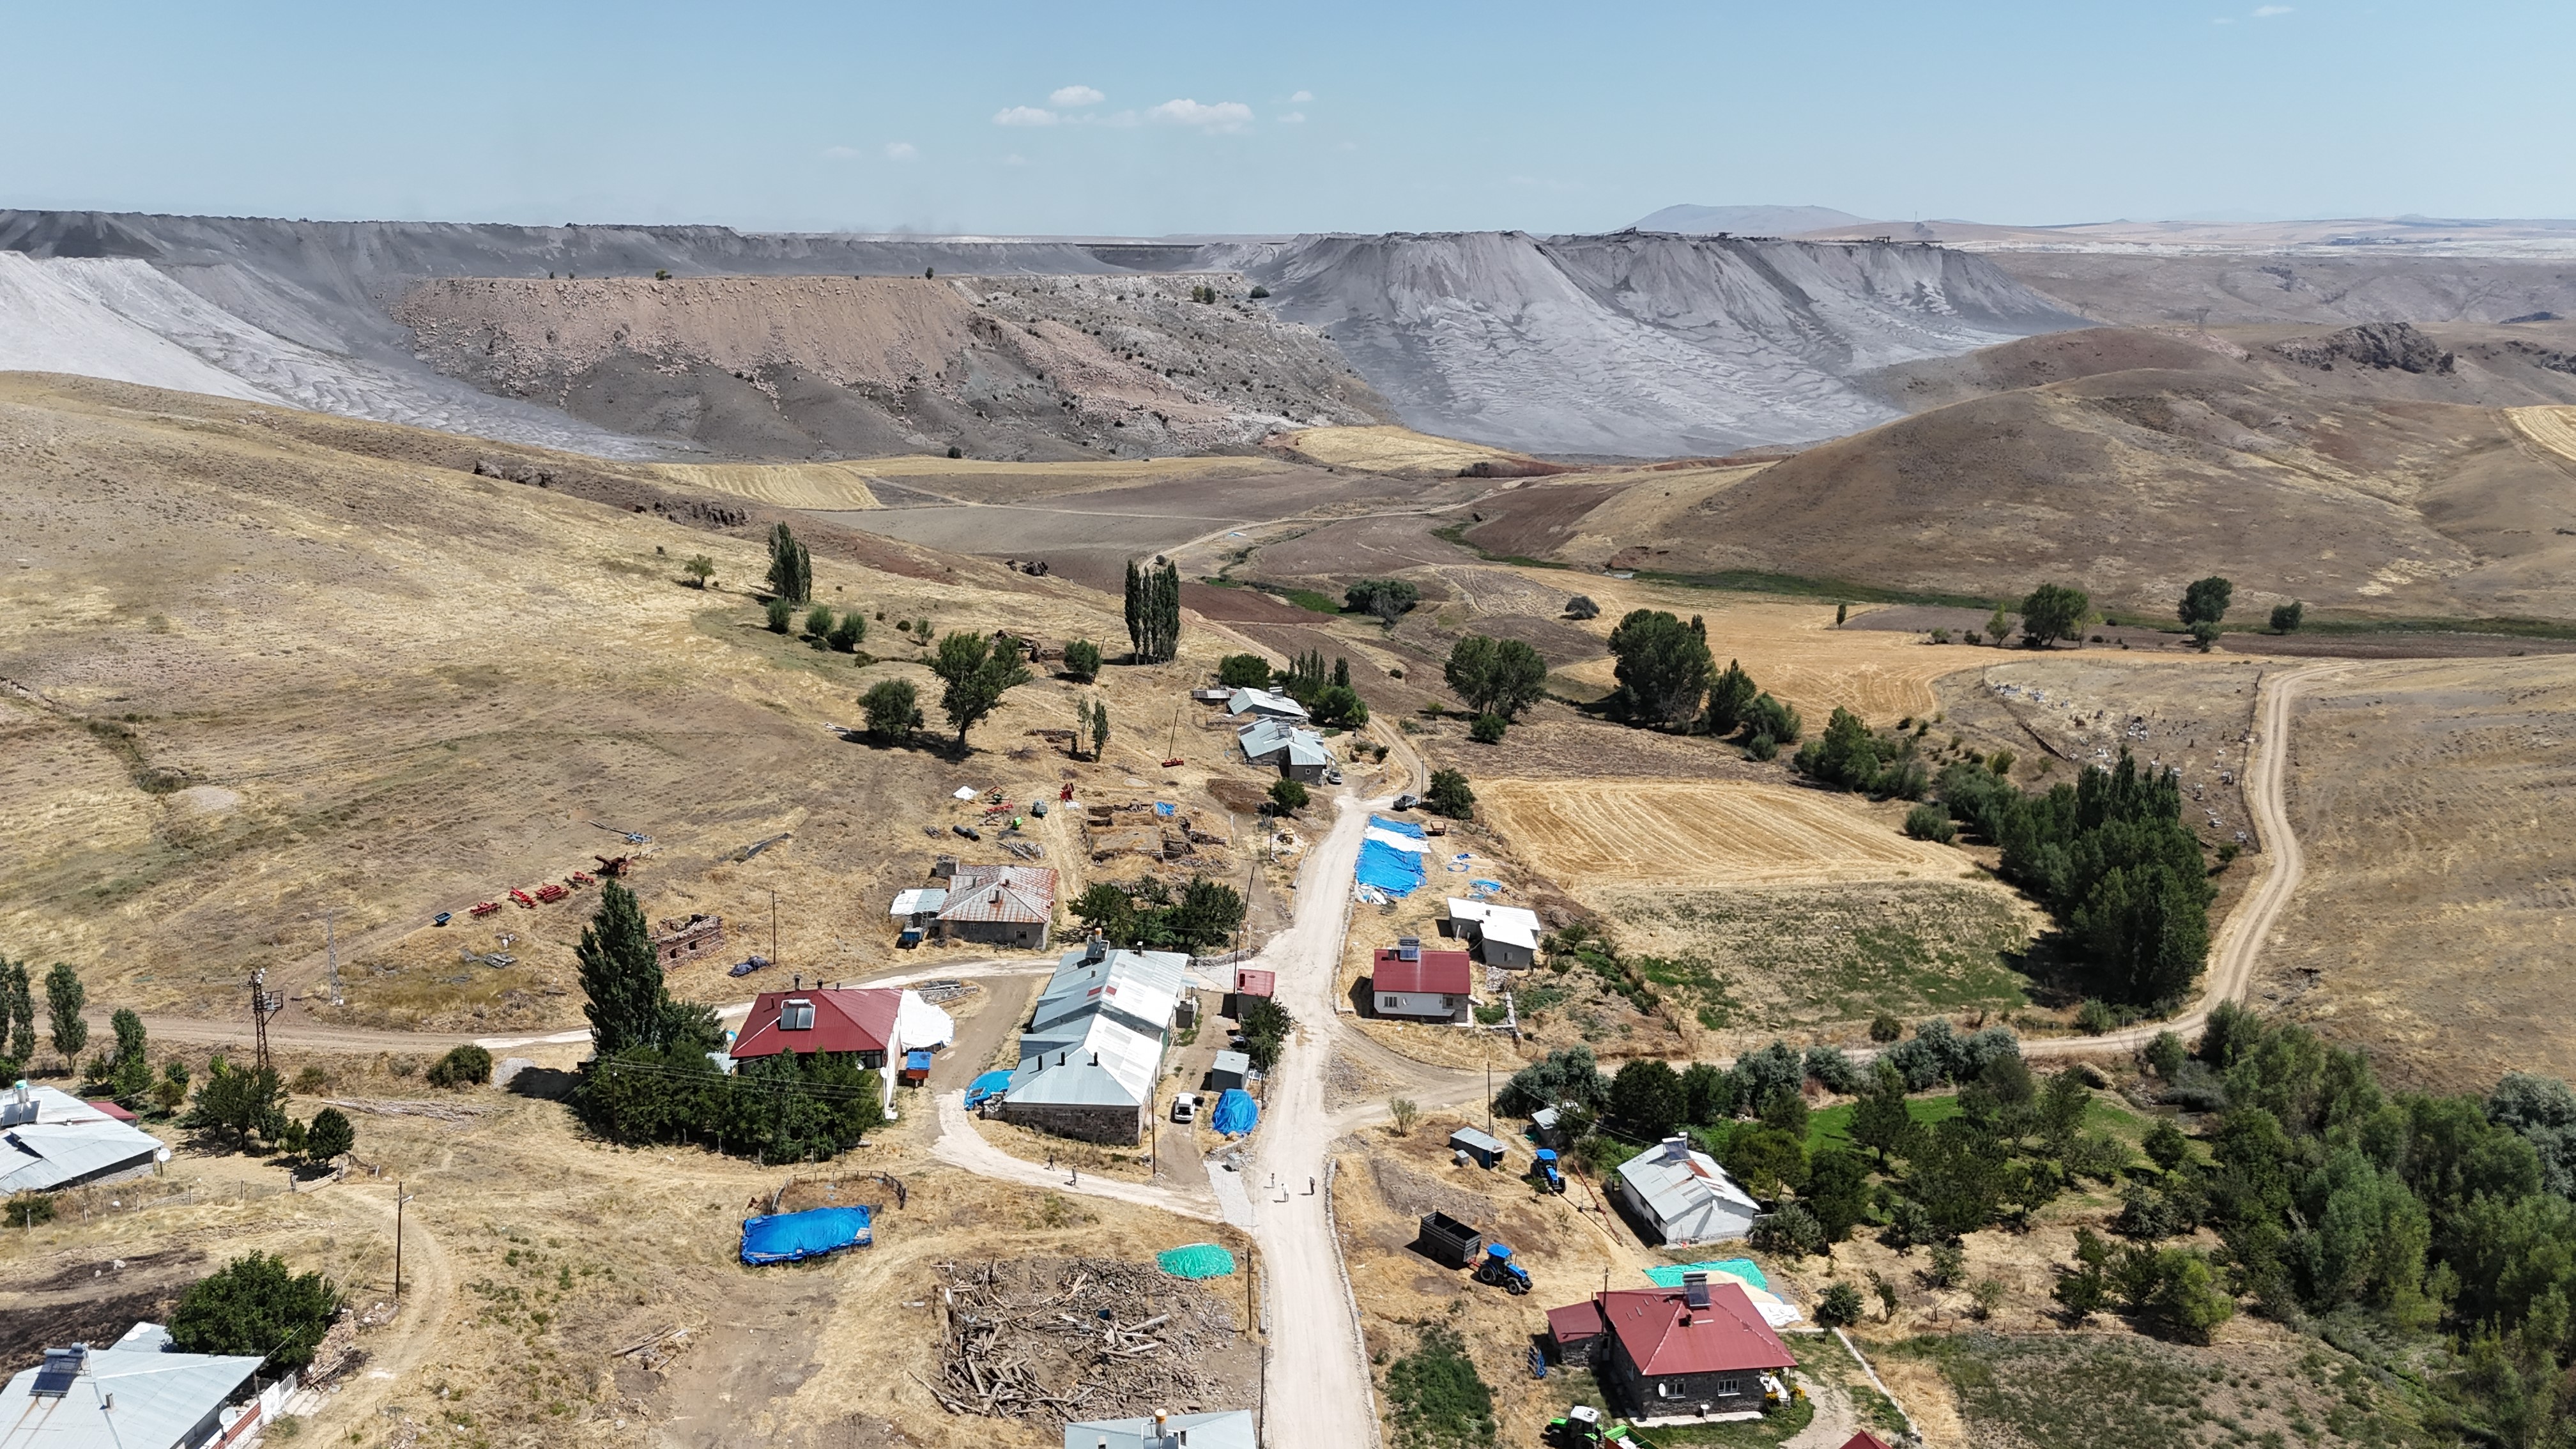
left=1476, top=778, right=1963, bottom=889
left=2260, top=653, right=2576, bottom=1091
left=648, top=461, right=885, bottom=510
left=1546, top=591, right=1982, bottom=726
left=1276, top=424, right=1528, bottom=475
left=2509, top=404, right=2576, bottom=466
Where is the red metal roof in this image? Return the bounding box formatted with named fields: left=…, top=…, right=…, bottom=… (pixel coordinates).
left=729, top=987, right=900, bottom=1060
left=1371, top=947, right=1472, bottom=995
left=1232, top=969, right=1276, bottom=998
left=84, top=1100, right=138, bottom=1123
left=1592, top=1283, right=1796, bottom=1378
left=1545, top=1298, right=1606, bottom=1344
left=1839, top=1434, right=1896, bottom=1449
left=934, top=864, right=1057, bottom=925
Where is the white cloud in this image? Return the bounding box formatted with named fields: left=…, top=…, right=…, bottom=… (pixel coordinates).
left=1277, top=111, right=1307, bottom=124
left=1147, top=98, right=1255, bottom=133
left=1290, top=89, right=1314, bottom=103
left=993, top=105, right=1058, bottom=127
left=884, top=141, right=918, bottom=162
left=821, top=145, right=864, bottom=160
left=2252, top=4, right=2292, bottom=13
left=1049, top=84, right=1105, bottom=107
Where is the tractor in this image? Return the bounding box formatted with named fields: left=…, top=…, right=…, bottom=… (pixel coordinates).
left=1471, top=1243, right=1530, bottom=1295
left=1532, top=1147, right=1565, bottom=1193
left=1544, top=1406, right=1638, bottom=1446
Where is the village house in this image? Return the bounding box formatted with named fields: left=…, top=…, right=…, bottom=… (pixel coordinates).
left=1446, top=896, right=1541, bottom=969
left=995, top=939, right=1188, bottom=1144
left=931, top=863, right=1057, bottom=949
left=1222, top=965, right=1274, bottom=1018
left=1224, top=686, right=1308, bottom=723
left=1545, top=1274, right=1798, bottom=1422
left=723, top=984, right=954, bottom=1112
left=1368, top=938, right=1473, bottom=1023
left=0, top=1084, right=169, bottom=1196
left=1616, top=1137, right=1762, bottom=1245
left=1064, top=1407, right=1255, bottom=1449
left=0, top=1324, right=279, bottom=1449
left=1236, top=716, right=1330, bottom=783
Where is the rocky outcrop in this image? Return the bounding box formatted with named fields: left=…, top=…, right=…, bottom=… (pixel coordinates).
left=2273, top=321, right=2456, bottom=374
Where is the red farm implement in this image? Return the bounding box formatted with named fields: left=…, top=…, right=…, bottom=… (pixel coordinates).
left=509, top=889, right=539, bottom=908
left=533, top=883, right=570, bottom=904
left=468, top=901, right=503, bottom=918
left=568, top=871, right=597, bottom=887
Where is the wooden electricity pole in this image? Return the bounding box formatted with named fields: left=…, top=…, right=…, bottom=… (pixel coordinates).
left=394, top=1182, right=417, bottom=1300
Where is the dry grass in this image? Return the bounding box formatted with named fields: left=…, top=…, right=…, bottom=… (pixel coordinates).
left=1279, top=425, right=1526, bottom=475
left=1544, top=590, right=1983, bottom=726
left=646, top=462, right=886, bottom=510
left=1474, top=779, right=1963, bottom=889
left=2509, top=404, right=2576, bottom=465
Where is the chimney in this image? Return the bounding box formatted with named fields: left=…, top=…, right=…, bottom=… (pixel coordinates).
left=1683, top=1271, right=1711, bottom=1309
left=1090, top=1052, right=1100, bottom=1066
left=793, top=974, right=802, bottom=990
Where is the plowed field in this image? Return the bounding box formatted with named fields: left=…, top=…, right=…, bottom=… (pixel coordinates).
left=2510, top=404, right=2576, bottom=465
left=1474, top=777, right=1962, bottom=887
left=651, top=461, right=884, bottom=510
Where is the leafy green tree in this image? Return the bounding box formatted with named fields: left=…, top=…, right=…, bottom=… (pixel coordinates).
left=1239, top=997, right=1291, bottom=1073
left=1071, top=882, right=1137, bottom=941
left=3, top=960, right=32, bottom=1067
left=2017, top=583, right=2091, bottom=647
left=1218, top=652, right=1273, bottom=688
left=1424, top=768, right=1475, bottom=818
left=2270, top=600, right=2304, bottom=634
left=103, top=1009, right=151, bottom=1108
left=185, top=1058, right=287, bottom=1148
left=170, top=1254, right=340, bottom=1372
left=1307, top=683, right=1370, bottom=728
left=827, top=613, right=864, bottom=653
left=1565, top=595, right=1600, bottom=620
left=927, top=631, right=1033, bottom=753
left=1443, top=636, right=1549, bottom=720
left=803, top=604, right=834, bottom=638
left=1815, top=1279, right=1864, bottom=1327
left=765, top=523, right=812, bottom=604
left=1268, top=778, right=1309, bottom=813
left=43, top=963, right=84, bottom=1070
left=1750, top=1201, right=1827, bottom=1257
left=1680, top=1062, right=1736, bottom=1124
left=576, top=881, right=668, bottom=1058
left=1986, top=602, right=2014, bottom=645
left=683, top=554, right=715, bottom=588
left=1743, top=693, right=1802, bottom=746
left=765, top=597, right=793, bottom=632
left=1703, top=659, right=1759, bottom=735
left=1343, top=578, right=1420, bottom=624
left=1805, top=1148, right=1874, bottom=1243
left=1722, top=1124, right=1809, bottom=1198
left=1495, top=1045, right=1608, bottom=1116
left=1606, top=608, right=1712, bottom=726
left=305, top=1106, right=355, bottom=1162
left=1608, top=1060, right=1683, bottom=1140
left=2143, top=1119, right=2191, bottom=1174
left=1089, top=699, right=1110, bottom=760
left=1063, top=639, right=1103, bottom=680
left=1468, top=713, right=1506, bottom=744
left=1851, top=1062, right=1915, bottom=1168
left=860, top=679, right=923, bottom=740
left=2179, top=576, right=2234, bottom=627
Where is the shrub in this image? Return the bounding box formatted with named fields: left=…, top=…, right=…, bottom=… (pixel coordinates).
left=1750, top=1202, right=1827, bottom=1258
left=305, top=1107, right=355, bottom=1162
left=5, top=1193, right=54, bottom=1227
left=2143, top=1030, right=2187, bottom=1080
left=1930, top=627, right=1951, bottom=643
left=1817, top=1280, right=1865, bottom=1327
left=1468, top=712, right=1506, bottom=744
left=1744, top=692, right=1802, bottom=744
left=1970, top=1277, right=2005, bottom=1320
left=683, top=555, right=714, bottom=588
left=1248, top=284, right=1270, bottom=299
left=1987, top=749, right=2015, bottom=777
left=1218, top=652, right=1273, bottom=688
left=1565, top=595, right=1600, bottom=620
left=827, top=614, right=864, bottom=652
left=1388, top=1098, right=1418, bottom=1136
left=803, top=605, right=834, bottom=638
left=1063, top=639, right=1102, bottom=680
left=1927, top=1242, right=1967, bottom=1287
left=764, top=597, right=793, bottom=632
left=1344, top=578, right=1420, bottom=622
left=170, top=1253, right=340, bottom=1372
left=2074, top=999, right=2118, bottom=1036
left=1268, top=778, right=1309, bottom=813
left=860, top=679, right=923, bottom=740
left=1904, top=803, right=1957, bottom=842
left=424, top=1043, right=493, bottom=1088
left=947, top=445, right=963, bottom=459
left=2271, top=600, right=2304, bottom=633
left=1869, top=1013, right=1904, bottom=1044
left=1745, top=733, right=1778, bottom=762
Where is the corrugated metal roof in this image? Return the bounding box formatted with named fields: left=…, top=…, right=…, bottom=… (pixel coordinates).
left=889, top=887, right=947, bottom=917
left=1006, top=1012, right=1165, bottom=1109
left=1030, top=947, right=1186, bottom=1040
left=0, top=1087, right=165, bottom=1195
left=1448, top=898, right=1541, bottom=949
left=1225, top=687, right=1308, bottom=721
left=1372, top=947, right=1473, bottom=995
left=1448, top=1126, right=1505, bottom=1155
left=0, top=1327, right=264, bottom=1449
left=1236, top=716, right=1328, bottom=767
left=1618, top=1139, right=1760, bottom=1238
left=935, top=864, right=1056, bottom=925
left=1064, top=1409, right=1257, bottom=1449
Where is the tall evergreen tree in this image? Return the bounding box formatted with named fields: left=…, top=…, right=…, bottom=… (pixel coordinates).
left=576, top=882, right=667, bottom=1057
left=1704, top=659, right=1760, bottom=736
left=1, top=960, right=32, bottom=1066
left=1155, top=560, right=1181, bottom=661
left=1090, top=699, right=1110, bottom=760
left=43, top=963, right=85, bottom=1070
left=1123, top=559, right=1183, bottom=663
left=765, top=523, right=813, bottom=604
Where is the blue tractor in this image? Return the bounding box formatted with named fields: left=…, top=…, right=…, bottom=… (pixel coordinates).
left=1532, top=1148, right=1565, bottom=1193
left=1472, top=1242, right=1531, bottom=1295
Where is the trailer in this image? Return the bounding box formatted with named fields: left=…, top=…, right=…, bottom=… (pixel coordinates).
left=1415, top=1211, right=1485, bottom=1269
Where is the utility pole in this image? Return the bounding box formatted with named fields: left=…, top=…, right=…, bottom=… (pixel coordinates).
left=394, top=1182, right=417, bottom=1300
left=770, top=889, right=779, bottom=972
left=248, top=971, right=283, bottom=1075
left=323, top=911, right=342, bottom=1008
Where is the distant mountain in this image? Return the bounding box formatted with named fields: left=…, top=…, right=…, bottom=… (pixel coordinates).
left=1627, top=204, right=1876, bottom=236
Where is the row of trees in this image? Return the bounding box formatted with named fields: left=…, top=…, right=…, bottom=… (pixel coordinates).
left=1125, top=558, right=1183, bottom=663
left=1069, top=877, right=1246, bottom=953
left=1937, top=751, right=2214, bottom=1008
left=765, top=523, right=813, bottom=604
left=769, top=599, right=867, bottom=651
left=0, top=956, right=91, bottom=1075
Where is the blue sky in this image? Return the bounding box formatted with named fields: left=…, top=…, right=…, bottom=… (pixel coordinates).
left=4, top=0, right=2568, bottom=234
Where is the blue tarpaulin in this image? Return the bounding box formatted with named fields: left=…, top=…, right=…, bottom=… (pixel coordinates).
left=740, top=1206, right=872, bottom=1265
left=1354, top=815, right=1429, bottom=897
left=1643, top=1257, right=1770, bottom=1291
left=1209, top=1089, right=1259, bottom=1135
left=963, top=1070, right=1013, bottom=1107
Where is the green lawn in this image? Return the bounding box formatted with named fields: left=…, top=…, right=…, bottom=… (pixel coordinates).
left=1805, top=1089, right=2153, bottom=1156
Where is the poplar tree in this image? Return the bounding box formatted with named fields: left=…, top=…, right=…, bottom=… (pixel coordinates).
left=43, top=963, right=85, bottom=1071
left=765, top=523, right=813, bottom=604
left=576, top=882, right=666, bottom=1057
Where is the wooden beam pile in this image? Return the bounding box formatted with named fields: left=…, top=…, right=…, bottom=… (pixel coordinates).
left=917, top=1257, right=1234, bottom=1423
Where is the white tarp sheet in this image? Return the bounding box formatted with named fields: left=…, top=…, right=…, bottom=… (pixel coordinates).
left=893, top=990, right=956, bottom=1052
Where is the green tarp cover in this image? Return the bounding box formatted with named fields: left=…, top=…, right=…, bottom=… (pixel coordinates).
left=1156, top=1243, right=1238, bottom=1279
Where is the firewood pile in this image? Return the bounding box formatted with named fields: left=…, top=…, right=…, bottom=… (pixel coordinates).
left=918, top=1257, right=1237, bottom=1422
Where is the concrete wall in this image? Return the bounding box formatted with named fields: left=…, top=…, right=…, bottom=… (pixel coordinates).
left=997, top=1098, right=1146, bottom=1146
left=1374, top=990, right=1468, bottom=1023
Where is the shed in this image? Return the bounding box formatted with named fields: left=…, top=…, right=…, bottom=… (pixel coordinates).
left=0, top=1326, right=267, bottom=1449
left=1529, top=1106, right=1567, bottom=1148
left=1446, top=897, right=1542, bottom=970
left=0, top=1085, right=169, bottom=1195
left=1223, top=967, right=1274, bottom=1018
left=1064, top=1409, right=1255, bottom=1449
left=1448, top=1125, right=1506, bottom=1169
left=1208, top=1050, right=1251, bottom=1092
left=889, top=887, right=947, bottom=929
left=1225, top=687, right=1309, bottom=723
left=1616, top=1137, right=1761, bottom=1246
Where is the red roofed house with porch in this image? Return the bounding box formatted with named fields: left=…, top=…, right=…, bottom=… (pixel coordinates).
left=1545, top=1274, right=1797, bottom=1422
left=1368, top=938, right=1473, bottom=1023
left=728, top=986, right=900, bottom=1071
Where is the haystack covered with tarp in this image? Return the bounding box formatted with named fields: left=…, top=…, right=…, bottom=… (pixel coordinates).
left=1209, top=1089, right=1259, bottom=1136
left=740, top=1206, right=872, bottom=1264
left=1354, top=815, right=1428, bottom=898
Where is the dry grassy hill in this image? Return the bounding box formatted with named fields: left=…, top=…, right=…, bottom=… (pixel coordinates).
left=0, top=372, right=1302, bottom=1028
left=1450, top=323, right=2576, bottom=622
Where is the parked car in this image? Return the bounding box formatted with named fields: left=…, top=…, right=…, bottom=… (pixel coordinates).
left=1325, top=768, right=1344, bottom=785
left=1393, top=793, right=1420, bottom=811
left=896, top=928, right=923, bottom=949
left=1170, top=1092, right=1200, bottom=1124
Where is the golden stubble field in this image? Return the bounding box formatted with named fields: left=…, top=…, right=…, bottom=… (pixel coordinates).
left=0, top=374, right=1321, bottom=1027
